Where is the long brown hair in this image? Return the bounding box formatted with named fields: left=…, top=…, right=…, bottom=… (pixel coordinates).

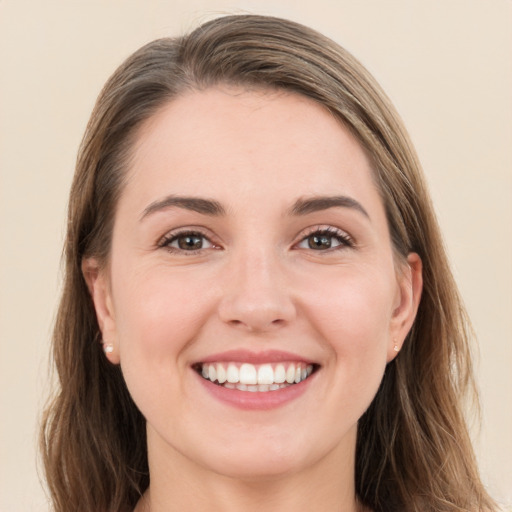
left=41, top=14, right=497, bottom=512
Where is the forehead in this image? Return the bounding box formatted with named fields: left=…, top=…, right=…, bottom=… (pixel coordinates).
left=122, top=86, right=382, bottom=216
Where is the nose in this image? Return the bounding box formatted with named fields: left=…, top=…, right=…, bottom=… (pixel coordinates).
left=217, top=249, right=296, bottom=333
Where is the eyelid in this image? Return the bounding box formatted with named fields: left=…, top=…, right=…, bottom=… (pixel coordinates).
left=157, top=226, right=221, bottom=252
left=294, top=225, right=354, bottom=250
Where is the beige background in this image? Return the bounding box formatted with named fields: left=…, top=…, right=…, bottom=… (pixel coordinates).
left=0, top=1, right=510, bottom=510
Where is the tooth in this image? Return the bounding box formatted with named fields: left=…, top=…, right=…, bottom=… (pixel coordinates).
left=257, top=364, right=274, bottom=385
left=216, top=363, right=226, bottom=383
left=226, top=364, right=239, bottom=383
left=274, top=364, right=286, bottom=383
left=203, top=361, right=314, bottom=388
left=286, top=364, right=296, bottom=384
left=239, top=363, right=257, bottom=384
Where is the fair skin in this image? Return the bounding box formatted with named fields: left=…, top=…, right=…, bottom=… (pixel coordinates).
left=84, top=86, right=422, bottom=512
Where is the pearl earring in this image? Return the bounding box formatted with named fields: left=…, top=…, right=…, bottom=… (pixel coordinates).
left=103, top=343, right=114, bottom=354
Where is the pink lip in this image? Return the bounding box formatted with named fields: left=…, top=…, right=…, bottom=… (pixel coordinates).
left=195, top=370, right=317, bottom=410
left=193, top=350, right=319, bottom=410
left=197, top=349, right=316, bottom=365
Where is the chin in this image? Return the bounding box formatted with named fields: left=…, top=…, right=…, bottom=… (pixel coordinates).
left=192, top=428, right=333, bottom=482
left=205, top=451, right=308, bottom=482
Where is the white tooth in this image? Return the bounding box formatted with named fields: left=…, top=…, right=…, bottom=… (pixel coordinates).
left=270, top=384, right=280, bottom=391
left=294, top=365, right=301, bottom=383
left=247, top=385, right=259, bottom=392
left=306, top=364, right=313, bottom=376
left=237, top=383, right=248, bottom=391
left=216, top=363, right=226, bottom=383
left=202, top=364, right=209, bottom=379
left=286, top=364, right=296, bottom=384
left=226, top=364, right=239, bottom=383
left=257, top=364, right=274, bottom=385
left=239, top=363, right=257, bottom=384
left=301, top=367, right=307, bottom=381
left=274, top=364, right=286, bottom=383
left=258, top=384, right=270, bottom=392
left=224, top=382, right=235, bottom=389
left=208, top=365, right=217, bottom=382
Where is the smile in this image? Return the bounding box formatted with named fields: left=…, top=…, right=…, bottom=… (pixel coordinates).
left=195, top=362, right=317, bottom=392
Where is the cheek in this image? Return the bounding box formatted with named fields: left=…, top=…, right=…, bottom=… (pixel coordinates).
left=110, top=267, right=216, bottom=420
left=302, top=265, right=394, bottom=394
left=305, top=265, right=395, bottom=345
left=111, top=265, right=214, bottom=364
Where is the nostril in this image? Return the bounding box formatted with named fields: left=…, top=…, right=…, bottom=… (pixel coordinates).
left=227, top=317, right=286, bottom=331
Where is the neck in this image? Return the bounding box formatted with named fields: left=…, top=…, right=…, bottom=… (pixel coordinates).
left=136, top=425, right=367, bottom=512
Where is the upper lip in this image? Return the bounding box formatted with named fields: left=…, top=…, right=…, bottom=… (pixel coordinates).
left=196, top=349, right=317, bottom=365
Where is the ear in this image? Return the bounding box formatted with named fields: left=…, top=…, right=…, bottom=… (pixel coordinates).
left=387, top=252, right=423, bottom=362
left=82, top=258, right=120, bottom=364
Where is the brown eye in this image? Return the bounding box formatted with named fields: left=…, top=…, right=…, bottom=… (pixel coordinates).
left=308, top=234, right=333, bottom=250
left=296, top=228, right=353, bottom=251
left=177, top=234, right=204, bottom=250
left=162, top=231, right=214, bottom=252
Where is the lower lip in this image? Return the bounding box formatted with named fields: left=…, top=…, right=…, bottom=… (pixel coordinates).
left=195, top=371, right=317, bottom=410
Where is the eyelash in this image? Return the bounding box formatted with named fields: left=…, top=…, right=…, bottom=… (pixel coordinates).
left=296, top=226, right=354, bottom=252
left=158, top=226, right=354, bottom=255
left=158, top=229, right=217, bottom=254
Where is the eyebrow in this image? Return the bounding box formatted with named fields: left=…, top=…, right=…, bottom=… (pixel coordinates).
left=289, top=195, right=370, bottom=219
left=140, top=194, right=369, bottom=221
left=140, top=195, right=226, bottom=220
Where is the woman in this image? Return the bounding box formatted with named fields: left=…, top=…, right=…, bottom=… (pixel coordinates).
left=40, top=14, right=498, bottom=512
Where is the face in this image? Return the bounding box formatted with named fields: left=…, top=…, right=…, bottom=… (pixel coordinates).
left=87, top=86, right=421, bottom=481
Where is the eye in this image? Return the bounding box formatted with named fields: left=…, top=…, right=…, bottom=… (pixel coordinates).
left=159, top=230, right=215, bottom=253
left=296, top=227, right=353, bottom=251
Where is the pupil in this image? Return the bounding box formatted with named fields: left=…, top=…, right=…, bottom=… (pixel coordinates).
left=309, top=235, right=331, bottom=250
left=178, top=235, right=202, bottom=250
